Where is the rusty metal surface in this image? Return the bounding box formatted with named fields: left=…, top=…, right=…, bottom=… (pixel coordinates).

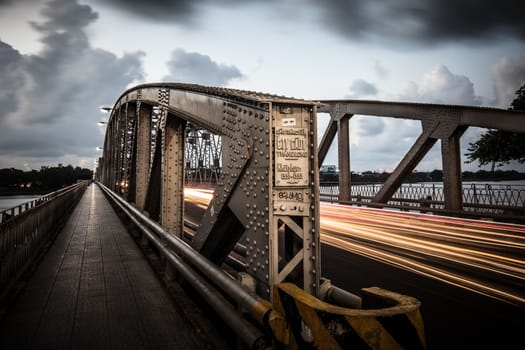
left=271, top=282, right=426, bottom=350
left=97, top=83, right=322, bottom=300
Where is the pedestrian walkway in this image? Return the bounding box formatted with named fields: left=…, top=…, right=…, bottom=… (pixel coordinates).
left=0, top=184, right=224, bottom=349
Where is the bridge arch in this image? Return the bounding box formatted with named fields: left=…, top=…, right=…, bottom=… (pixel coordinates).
left=97, top=83, right=321, bottom=299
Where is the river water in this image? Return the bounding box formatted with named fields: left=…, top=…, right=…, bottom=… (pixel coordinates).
left=0, top=195, right=42, bottom=211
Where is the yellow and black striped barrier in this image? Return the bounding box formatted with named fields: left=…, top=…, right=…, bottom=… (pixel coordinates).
left=268, top=283, right=426, bottom=350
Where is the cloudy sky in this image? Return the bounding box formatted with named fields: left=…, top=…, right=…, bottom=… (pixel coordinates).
left=0, top=0, right=524, bottom=173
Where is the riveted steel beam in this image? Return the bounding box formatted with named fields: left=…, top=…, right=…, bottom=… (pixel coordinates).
left=318, top=99, right=525, bottom=209
left=161, top=114, right=186, bottom=236
left=99, top=83, right=321, bottom=300
left=318, top=100, right=525, bottom=133
left=134, top=102, right=152, bottom=210
left=337, top=114, right=351, bottom=202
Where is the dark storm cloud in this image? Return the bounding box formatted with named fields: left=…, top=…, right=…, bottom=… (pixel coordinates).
left=100, top=0, right=525, bottom=45
left=346, top=79, right=378, bottom=98
left=0, top=42, right=24, bottom=116
left=162, top=48, right=243, bottom=86
left=31, top=0, right=98, bottom=32
left=309, top=0, right=525, bottom=45
left=96, top=0, right=196, bottom=22
left=0, top=0, right=145, bottom=168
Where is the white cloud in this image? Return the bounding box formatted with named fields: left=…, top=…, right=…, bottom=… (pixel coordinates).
left=0, top=0, right=145, bottom=170
left=336, top=65, right=496, bottom=172
left=492, top=53, right=525, bottom=108
left=162, top=48, right=243, bottom=86
left=419, top=65, right=482, bottom=105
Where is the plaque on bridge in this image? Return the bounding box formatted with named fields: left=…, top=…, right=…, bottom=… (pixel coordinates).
left=274, top=126, right=309, bottom=187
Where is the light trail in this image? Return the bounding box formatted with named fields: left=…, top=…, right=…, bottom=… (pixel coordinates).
left=184, top=187, right=214, bottom=209
left=184, top=187, right=525, bottom=308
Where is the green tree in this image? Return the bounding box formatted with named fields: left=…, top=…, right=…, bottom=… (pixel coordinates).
left=465, top=84, right=525, bottom=171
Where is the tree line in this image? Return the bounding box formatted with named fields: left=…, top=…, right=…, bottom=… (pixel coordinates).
left=465, top=83, right=525, bottom=169
left=0, top=164, right=93, bottom=195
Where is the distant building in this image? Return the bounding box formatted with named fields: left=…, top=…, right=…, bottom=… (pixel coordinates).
left=320, top=165, right=338, bottom=182
left=320, top=165, right=338, bottom=174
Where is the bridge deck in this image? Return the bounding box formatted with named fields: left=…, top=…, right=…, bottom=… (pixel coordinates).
left=0, top=184, right=224, bottom=350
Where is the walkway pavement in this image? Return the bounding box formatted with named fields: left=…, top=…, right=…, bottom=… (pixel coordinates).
left=0, top=184, right=224, bottom=350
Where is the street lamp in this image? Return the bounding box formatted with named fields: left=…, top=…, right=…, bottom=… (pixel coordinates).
left=100, top=106, right=112, bottom=113
left=98, top=121, right=107, bottom=125
left=96, top=147, right=103, bottom=151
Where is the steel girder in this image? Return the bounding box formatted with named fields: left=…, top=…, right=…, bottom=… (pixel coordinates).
left=98, top=83, right=321, bottom=299
left=318, top=100, right=525, bottom=210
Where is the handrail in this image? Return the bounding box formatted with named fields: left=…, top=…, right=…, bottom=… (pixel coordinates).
left=0, top=181, right=89, bottom=304
left=99, top=181, right=429, bottom=349
left=97, top=182, right=271, bottom=350
left=0, top=181, right=89, bottom=223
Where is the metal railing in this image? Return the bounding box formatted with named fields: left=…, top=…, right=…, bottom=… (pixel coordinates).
left=97, top=182, right=271, bottom=350
left=320, top=182, right=525, bottom=221
left=0, top=181, right=89, bottom=303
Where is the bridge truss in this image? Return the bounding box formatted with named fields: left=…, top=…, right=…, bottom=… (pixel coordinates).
left=98, top=83, right=321, bottom=298
left=318, top=100, right=525, bottom=217
left=96, top=83, right=427, bottom=349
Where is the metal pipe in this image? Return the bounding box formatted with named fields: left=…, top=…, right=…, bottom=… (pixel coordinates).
left=108, top=194, right=269, bottom=349
left=97, top=182, right=272, bottom=323
left=326, top=285, right=362, bottom=309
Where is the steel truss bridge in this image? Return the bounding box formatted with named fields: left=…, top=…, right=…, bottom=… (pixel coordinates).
left=12, top=82, right=518, bottom=349
left=100, top=84, right=525, bottom=221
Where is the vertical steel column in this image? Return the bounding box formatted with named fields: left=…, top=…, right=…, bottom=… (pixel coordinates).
left=108, top=116, right=117, bottom=191
left=337, top=114, right=351, bottom=202
left=123, top=103, right=136, bottom=200
left=270, top=104, right=320, bottom=298
left=441, top=128, right=465, bottom=211
left=135, top=104, right=152, bottom=210
left=161, top=114, right=186, bottom=237
left=114, top=107, right=124, bottom=192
